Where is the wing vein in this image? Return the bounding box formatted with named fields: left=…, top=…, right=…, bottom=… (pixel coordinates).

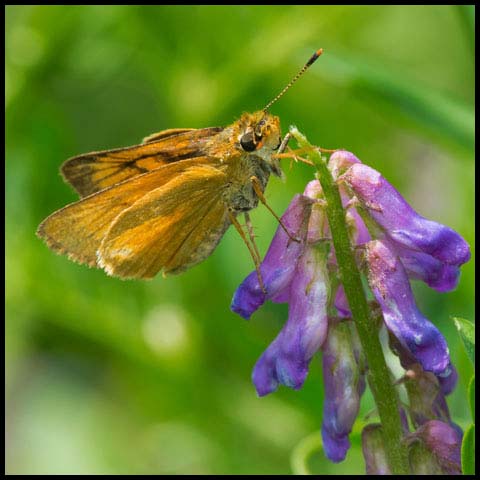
left=165, top=196, right=221, bottom=269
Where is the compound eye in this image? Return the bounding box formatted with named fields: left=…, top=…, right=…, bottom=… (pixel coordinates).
left=240, top=132, right=257, bottom=152
left=255, top=121, right=266, bottom=138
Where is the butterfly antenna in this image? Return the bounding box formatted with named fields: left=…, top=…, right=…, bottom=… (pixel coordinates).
left=262, top=48, right=323, bottom=112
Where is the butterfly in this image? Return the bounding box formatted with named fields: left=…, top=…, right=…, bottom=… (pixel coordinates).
left=37, top=49, right=323, bottom=285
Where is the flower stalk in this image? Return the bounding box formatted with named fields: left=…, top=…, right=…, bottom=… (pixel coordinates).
left=290, top=127, right=410, bottom=474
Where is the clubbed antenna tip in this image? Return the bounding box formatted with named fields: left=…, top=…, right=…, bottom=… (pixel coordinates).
left=306, top=48, right=323, bottom=67
left=263, top=48, right=324, bottom=112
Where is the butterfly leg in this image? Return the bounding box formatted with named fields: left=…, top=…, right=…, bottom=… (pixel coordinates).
left=244, top=212, right=261, bottom=264
left=273, top=143, right=339, bottom=165
left=277, top=132, right=292, bottom=154
left=228, top=210, right=266, bottom=294
left=250, top=176, right=300, bottom=243
left=277, top=133, right=301, bottom=170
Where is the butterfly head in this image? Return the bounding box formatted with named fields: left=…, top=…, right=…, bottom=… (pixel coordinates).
left=238, top=111, right=281, bottom=158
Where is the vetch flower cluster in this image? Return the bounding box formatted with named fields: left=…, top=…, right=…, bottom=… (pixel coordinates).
left=230, top=149, right=470, bottom=473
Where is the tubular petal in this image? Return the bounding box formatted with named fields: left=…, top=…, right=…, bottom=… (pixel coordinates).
left=343, top=164, right=470, bottom=266
left=252, top=244, right=329, bottom=395
left=365, top=239, right=450, bottom=375
left=396, top=246, right=460, bottom=292
left=321, top=321, right=366, bottom=462
left=230, top=194, right=312, bottom=319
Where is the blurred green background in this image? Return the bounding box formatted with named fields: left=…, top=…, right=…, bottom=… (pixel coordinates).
left=5, top=5, right=474, bottom=475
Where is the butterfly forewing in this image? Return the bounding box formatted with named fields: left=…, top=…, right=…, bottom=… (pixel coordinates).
left=37, top=157, right=223, bottom=268
left=142, top=128, right=196, bottom=144
left=163, top=198, right=229, bottom=275
left=61, top=127, right=223, bottom=197
left=97, top=164, right=229, bottom=279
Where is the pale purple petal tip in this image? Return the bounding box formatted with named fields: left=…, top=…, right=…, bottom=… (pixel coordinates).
left=347, top=206, right=371, bottom=245
left=303, top=179, right=323, bottom=198
left=252, top=334, right=310, bottom=396
left=334, top=284, right=351, bottom=318
left=365, top=240, right=450, bottom=375
left=322, top=425, right=350, bottom=463
left=252, top=343, right=280, bottom=396
left=437, top=363, right=458, bottom=395
left=344, top=164, right=470, bottom=266
left=328, top=150, right=362, bottom=180
left=231, top=271, right=266, bottom=320
left=398, top=247, right=460, bottom=292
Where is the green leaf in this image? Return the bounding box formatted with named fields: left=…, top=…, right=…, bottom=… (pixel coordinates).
left=461, top=424, right=475, bottom=475
left=452, top=317, right=475, bottom=365
left=469, top=376, right=475, bottom=423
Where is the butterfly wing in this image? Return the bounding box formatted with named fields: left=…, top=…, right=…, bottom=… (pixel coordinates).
left=37, top=157, right=222, bottom=268
left=97, top=163, right=230, bottom=279
left=142, top=128, right=196, bottom=144
left=61, top=127, right=223, bottom=197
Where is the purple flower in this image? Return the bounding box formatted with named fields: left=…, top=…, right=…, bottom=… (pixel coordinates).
left=403, top=364, right=455, bottom=428
left=364, top=239, right=450, bottom=376
left=389, top=331, right=463, bottom=455
left=232, top=181, right=331, bottom=396
left=230, top=147, right=470, bottom=468
left=334, top=284, right=351, bottom=318
left=389, top=331, right=458, bottom=396
left=342, top=163, right=470, bottom=267
left=395, top=246, right=460, bottom=293
left=321, top=320, right=366, bottom=462
left=328, top=150, right=361, bottom=180
left=253, top=244, right=330, bottom=395
left=406, top=420, right=462, bottom=475
left=437, top=363, right=458, bottom=396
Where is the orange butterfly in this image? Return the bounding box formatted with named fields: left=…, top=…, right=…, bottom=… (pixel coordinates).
left=37, top=49, right=323, bottom=285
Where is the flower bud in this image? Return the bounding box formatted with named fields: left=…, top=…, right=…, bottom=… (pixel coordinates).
left=321, top=320, right=366, bottom=462
left=406, top=420, right=462, bottom=475
left=361, top=424, right=391, bottom=475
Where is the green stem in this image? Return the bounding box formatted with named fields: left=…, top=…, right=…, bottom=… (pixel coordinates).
left=290, top=431, right=322, bottom=475
left=291, top=128, right=410, bottom=474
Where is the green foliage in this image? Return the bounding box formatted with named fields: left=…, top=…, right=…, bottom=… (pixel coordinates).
left=461, top=424, right=475, bottom=475
left=453, top=317, right=475, bottom=365
left=290, top=431, right=365, bottom=475
left=469, top=376, right=475, bottom=423
left=6, top=5, right=474, bottom=474
left=453, top=317, right=475, bottom=474
left=320, top=52, right=474, bottom=151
